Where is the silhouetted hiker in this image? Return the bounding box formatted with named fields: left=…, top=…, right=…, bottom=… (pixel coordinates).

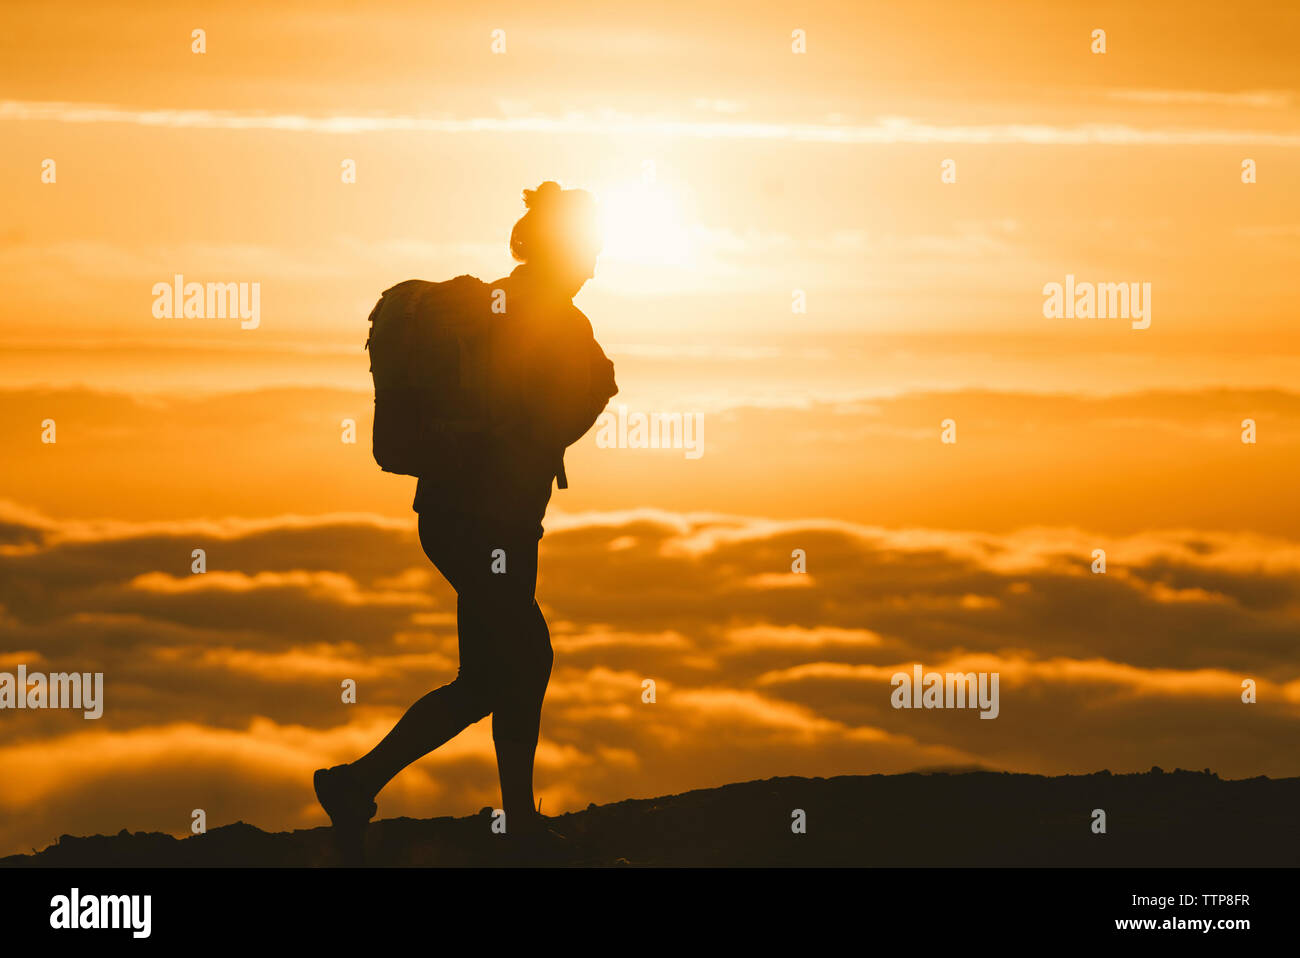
left=315, top=181, right=617, bottom=859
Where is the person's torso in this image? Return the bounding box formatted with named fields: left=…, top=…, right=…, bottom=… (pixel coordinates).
left=413, top=269, right=587, bottom=526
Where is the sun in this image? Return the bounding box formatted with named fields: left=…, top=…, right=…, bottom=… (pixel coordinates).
left=596, top=181, right=696, bottom=268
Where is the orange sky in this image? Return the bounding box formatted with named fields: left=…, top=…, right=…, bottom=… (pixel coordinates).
left=1, top=0, right=1298, bottom=857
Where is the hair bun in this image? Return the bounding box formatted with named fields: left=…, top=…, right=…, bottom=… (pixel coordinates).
left=522, top=180, right=563, bottom=211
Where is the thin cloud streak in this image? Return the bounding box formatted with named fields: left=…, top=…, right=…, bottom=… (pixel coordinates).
left=1106, top=88, right=1294, bottom=109
left=4, top=100, right=1300, bottom=145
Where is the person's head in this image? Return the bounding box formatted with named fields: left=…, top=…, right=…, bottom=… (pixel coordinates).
left=510, top=181, right=602, bottom=298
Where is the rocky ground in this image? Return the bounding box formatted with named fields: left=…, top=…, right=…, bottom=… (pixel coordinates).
left=4, top=767, right=1297, bottom=867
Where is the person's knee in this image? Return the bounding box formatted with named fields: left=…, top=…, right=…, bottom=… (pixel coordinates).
left=455, top=598, right=551, bottom=705
left=519, top=606, right=553, bottom=681
left=534, top=635, right=554, bottom=679
left=448, top=672, right=495, bottom=723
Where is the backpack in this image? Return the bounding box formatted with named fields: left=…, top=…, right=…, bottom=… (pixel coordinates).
left=364, top=275, right=499, bottom=478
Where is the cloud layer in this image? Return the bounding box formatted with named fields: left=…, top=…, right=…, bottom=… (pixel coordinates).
left=1, top=502, right=1296, bottom=857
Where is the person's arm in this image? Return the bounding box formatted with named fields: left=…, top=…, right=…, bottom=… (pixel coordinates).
left=560, top=333, right=618, bottom=447
left=523, top=312, right=618, bottom=449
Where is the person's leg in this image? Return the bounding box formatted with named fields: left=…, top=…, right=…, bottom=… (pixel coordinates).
left=346, top=603, right=494, bottom=800
left=492, top=600, right=552, bottom=830
left=346, top=512, right=496, bottom=801
left=332, top=511, right=553, bottom=828
left=486, top=534, right=554, bottom=835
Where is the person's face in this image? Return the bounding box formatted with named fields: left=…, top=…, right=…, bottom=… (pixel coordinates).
left=542, top=243, right=600, bottom=298
left=568, top=245, right=599, bottom=295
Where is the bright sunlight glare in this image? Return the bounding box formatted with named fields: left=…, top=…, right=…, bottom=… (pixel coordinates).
left=597, top=181, right=696, bottom=268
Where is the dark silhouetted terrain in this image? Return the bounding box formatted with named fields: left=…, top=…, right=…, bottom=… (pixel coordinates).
left=4, top=768, right=1297, bottom=867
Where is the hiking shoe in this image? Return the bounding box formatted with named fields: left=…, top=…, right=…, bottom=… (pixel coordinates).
left=313, top=764, right=377, bottom=831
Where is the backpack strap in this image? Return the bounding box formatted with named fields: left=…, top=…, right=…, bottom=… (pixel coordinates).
left=555, top=453, right=568, bottom=490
